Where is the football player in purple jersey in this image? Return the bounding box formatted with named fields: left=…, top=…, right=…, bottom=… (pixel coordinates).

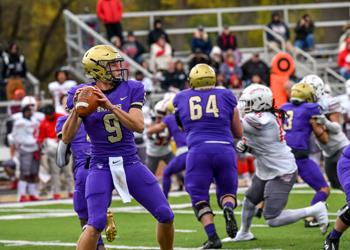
left=56, top=115, right=116, bottom=249
left=281, top=83, right=330, bottom=227
left=62, top=45, right=174, bottom=250
left=324, top=145, right=350, bottom=250
left=147, top=95, right=187, bottom=199
left=173, top=64, right=243, bottom=249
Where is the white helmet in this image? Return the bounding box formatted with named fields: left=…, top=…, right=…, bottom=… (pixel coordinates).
left=21, top=96, right=37, bottom=110
left=238, top=84, right=273, bottom=114
left=154, top=99, right=169, bottom=117
left=301, top=74, right=325, bottom=101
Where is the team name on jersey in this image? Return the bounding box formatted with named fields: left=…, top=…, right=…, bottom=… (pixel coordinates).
left=96, top=104, right=122, bottom=112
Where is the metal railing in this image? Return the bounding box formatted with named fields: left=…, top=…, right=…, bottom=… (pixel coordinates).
left=26, top=72, right=40, bottom=96
left=63, top=10, right=153, bottom=81
left=78, top=2, right=350, bottom=38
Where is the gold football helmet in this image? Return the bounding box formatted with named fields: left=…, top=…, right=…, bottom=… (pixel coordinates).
left=290, top=82, right=316, bottom=103
left=82, top=45, right=127, bottom=83
left=188, top=64, right=216, bottom=89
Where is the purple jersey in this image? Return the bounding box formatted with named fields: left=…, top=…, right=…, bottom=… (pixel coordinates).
left=281, top=102, right=320, bottom=151
left=343, top=144, right=350, bottom=159
left=56, top=115, right=91, bottom=168
left=67, top=80, right=144, bottom=158
left=173, top=88, right=237, bottom=148
left=162, top=114, right=187, bottom=148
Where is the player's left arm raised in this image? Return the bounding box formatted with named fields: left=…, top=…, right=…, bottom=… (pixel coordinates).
left=94, top=88, right=144, bottom=133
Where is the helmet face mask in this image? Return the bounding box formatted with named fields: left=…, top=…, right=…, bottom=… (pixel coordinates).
left=82, top=45, right=128, bottom=84
left=238, top=84, right=273, bottom=115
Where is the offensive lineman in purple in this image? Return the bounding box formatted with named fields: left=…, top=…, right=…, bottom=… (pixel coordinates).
left=62, top=45, right=174, bottom=250
left=173, top=64, right=243, bottom=249
left=281, top=83, right=329, bottom=211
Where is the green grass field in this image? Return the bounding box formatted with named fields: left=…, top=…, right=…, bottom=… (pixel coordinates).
left=0, top=187, right=349, bottom=250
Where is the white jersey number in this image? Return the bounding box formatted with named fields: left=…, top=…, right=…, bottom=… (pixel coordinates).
left=189, top=95, right=219, bottom=120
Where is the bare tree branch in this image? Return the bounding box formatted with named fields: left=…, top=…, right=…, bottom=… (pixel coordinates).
left=34, top=0, right=75, bottom=76
left=10, top=5, right=22, bottom=41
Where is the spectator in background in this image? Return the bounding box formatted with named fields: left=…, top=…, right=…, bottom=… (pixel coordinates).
left=191, top=25, right=212, bottom=56
left=218, top=25, right=241, bottom=64
left=135, top=70, right=153, bottom=94
left=48, top=70, right=77, bottom=113
left=188, top=48, right=211, bottom=70
left=148, top=19, right=170, bottom=48
left=209, top=46, right=223, bottom=73
left=161, top=61, right=186, bottom=91
left=294, top=14, right=315, bottom=51
left=174, top=60, right=187, bottom=90
left=219, top=53, right=242, bottom=89
left=241, top=53, right=270, bottom=86
left=0, top=43, right=7, bottom=102
left=339, top=23, right=350, bottom=52
left=37, top=104, right=73, bottom=200
left=123, top=31, right=146, bottom=63
left=150, top=35, right=172, bottom=72
left=266, top=11, right=293, bottom=53
left=12, top=105, right=41, bottom=202
left=3, top=43, right=27, bottom=98
left=96, top=0, right=123, bottom=42
left=111, top=35, right=123, bottom=50
left=338, top=37, right=350, bottom=79
left=3, top=42, right=26, bottom=79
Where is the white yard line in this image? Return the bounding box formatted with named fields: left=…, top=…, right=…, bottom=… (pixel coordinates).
left=0, top=183, right=340, bottom=208
left=0, top=239, right=281, bottom=250
left=175, top=229, right=197, bottom=233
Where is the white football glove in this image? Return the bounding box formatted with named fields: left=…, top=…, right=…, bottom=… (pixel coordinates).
left=314, top=115, right=327, bottom=125
left=236, top=140, right=250, bottom=153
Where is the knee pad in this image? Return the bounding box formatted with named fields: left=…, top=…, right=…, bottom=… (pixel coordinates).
left=339, top=205, right=350, bottom=226
left=193, top=201, right=213, bottom=221
left=155, top=205, right=174, bottom=223
left=88, top=213, right=106, bottom=232
left=243, top=198, right=256, bottom=210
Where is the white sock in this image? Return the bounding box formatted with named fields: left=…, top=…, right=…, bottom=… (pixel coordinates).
left=28, top=183, right=38, bottom=196
left=18, top=180, right=27, bottom=196
left=241, top=198, right=256, bottom=233
left=266, top=209, right=307, bottom=227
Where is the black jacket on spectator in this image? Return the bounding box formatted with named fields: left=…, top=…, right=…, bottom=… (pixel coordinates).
left=295, top=20, right=314, bottom=41
left=266, top=21, right=290, bottom=41
left=161, top=70, right=187, bottom=91
left=241, top=58, right=270, bottom=85
left=2, top=53, right=26, bottom=79
left=218, top=33, right=238, bottom=51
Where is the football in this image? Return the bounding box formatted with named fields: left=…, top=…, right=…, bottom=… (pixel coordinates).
left=75, top=86, right=99, bottom=117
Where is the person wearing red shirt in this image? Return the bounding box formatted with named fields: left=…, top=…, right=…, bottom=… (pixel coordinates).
left=96, top=0, right=124, bottom=42
left=338, top=37, right=350, bottom=80
left=38, top=104, right=73, bottom=199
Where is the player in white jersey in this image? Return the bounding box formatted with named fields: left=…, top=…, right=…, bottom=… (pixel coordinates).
left=234, top=84, right=329, bottom=242
left=303, top=75, right=349, bottom=190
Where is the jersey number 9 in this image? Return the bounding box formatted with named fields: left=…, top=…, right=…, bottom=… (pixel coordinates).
left=103, top=113, right=123, bottom=143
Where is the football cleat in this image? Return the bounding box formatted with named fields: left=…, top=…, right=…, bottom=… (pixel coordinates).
left=202, top=234, right=222, bottom=249
left=29, top=195, right=40, bottom=201
left=223, top=205, right=238, bottom=238
left=233, top=230, right=255, bottom=242
left=304, top=217, right=319, bottom=228
left=53, top=194, right=61, bottom=200
left=105, top=210, right=117, bottom=242
left=19, top=195, right=30, bottom=202
left=313, top=202, right=329, bottom=234
left=324, top=233, right=339, bottom=250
